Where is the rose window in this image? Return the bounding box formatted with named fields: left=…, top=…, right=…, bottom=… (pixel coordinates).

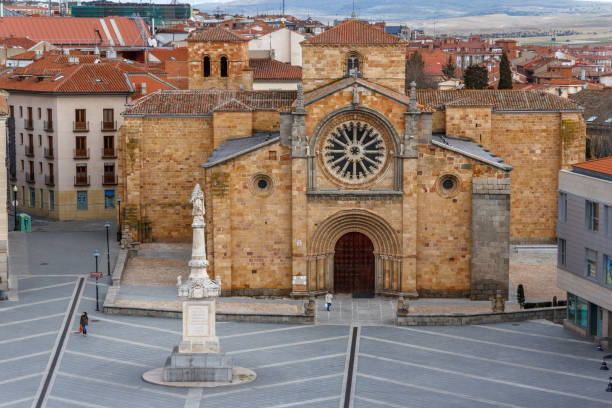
left=323, top=121, right=386, bottom=184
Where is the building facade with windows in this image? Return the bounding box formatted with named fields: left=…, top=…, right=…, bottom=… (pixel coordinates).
left=557, top=157, right=612, bottom=342
left=0, top=58, right=132, bottom=220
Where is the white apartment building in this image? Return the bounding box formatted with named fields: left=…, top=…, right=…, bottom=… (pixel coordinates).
left=1, top=58, right=133, bottom=220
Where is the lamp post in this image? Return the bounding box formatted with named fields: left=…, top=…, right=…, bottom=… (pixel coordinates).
left=104, top=221, right=111, bottom=276
left=93, top=250, right=100, bottom=312
left=117, top=197, right=122, bottom=242
left=12, top=185, right=18, bottom=231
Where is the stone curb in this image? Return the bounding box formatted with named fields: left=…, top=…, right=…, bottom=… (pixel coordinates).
left=103, top=304, right=315, bottom=324
left=396, top=306, right=566, bottom=326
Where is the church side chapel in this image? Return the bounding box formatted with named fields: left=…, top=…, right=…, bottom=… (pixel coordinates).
left=118, top=20, right=585, bottom=300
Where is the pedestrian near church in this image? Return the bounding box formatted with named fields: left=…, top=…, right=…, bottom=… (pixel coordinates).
left=325, top=291, right=333, bottom=311
left=80, top=312, right=88, bottom=336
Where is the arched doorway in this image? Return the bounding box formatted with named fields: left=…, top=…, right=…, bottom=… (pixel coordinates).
left=334, top=232, right=375, bottom=295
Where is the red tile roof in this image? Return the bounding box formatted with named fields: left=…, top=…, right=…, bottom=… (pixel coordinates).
left=249, top=58, right=301, bottom=81
left=187, top=27, right=248, bottom=42
left=0, top=37, right=38, bottom=49
left=0, top=63, right=133, bottom=94
left=214, top=98, right=252, bottom=112
left=148, top=47, right=188, bottom=62
left=416, top=90, right=583, bottom=112
left=303, top=20, right=401, bottom=45
left=0, top=16, right=152, bottom=48
left=8, top=51, right=37, bottom=60
left=123, top=89, right=296, bottom=116
left=572, top=156, right=612, bottom=176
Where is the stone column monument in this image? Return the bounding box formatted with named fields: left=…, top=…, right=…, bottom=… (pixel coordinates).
left=144, top=184, right=255, bottom=386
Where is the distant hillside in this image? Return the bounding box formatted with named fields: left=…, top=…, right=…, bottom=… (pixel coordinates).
left=193, top=0, right=612, bottom=23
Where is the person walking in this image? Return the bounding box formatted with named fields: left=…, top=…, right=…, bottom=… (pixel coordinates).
left=80, top=312, right=88, bottom=337
left=325, top=291, right=333, bottom=312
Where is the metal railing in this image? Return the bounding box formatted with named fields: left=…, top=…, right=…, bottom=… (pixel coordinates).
left=24, top=118, right=33, bottom=130
left=44, top=147, right=54, bottom=159
left=25, top=172, right=35, bottom=183
left=101, top=147, right=117, bottom=159
left=102, top=174, right=118, bottom=185
left=25, top=144, right=34, bottom=157
left=73, top=121, right=89, bottom=132
left=74, top=175, right=90, bottom=186
left=45, top=174, right=55, bottom=186
left=101, top=120, right=117, bottom=131
left=43, top=120, right=53, bottom=132
left=73, top=148, right=90, bottom=159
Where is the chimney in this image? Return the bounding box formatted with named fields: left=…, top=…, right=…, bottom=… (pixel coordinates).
left=140, top=82, right=147, bottom=95
left=63, top=48, right=70, bottom=55
left=34, top=50, right=43, bottom=60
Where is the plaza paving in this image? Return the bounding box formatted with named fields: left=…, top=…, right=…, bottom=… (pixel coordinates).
left=1, top=218, right=611, bottom=407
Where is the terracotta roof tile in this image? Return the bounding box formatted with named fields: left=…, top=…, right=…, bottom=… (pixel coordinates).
left=249, top=58, right=301, bottom=81
left=0, top=37, right=38, bottom=49
left=187, top=27, right=248, bottom=42
left=148, top=47, right=188, bottom=62
left=123, top=89, right=296, bottom=116
left=214, top=98, right=252, bottom=112
left=0, top=63, right=132, bottom=94
left=0, top=16, right=151, bottom=47
left=572, top=156, right=612, bottom=177
left=569, top=89, right=612, bottom=127
left=303, top=20, right=401, bottom=45
left=416, top=90, right=583, bottom=112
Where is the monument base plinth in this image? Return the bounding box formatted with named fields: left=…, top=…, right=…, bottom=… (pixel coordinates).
left=144, top=366, right=256, bottom=388
left=162, top=346, right=233, bottom=383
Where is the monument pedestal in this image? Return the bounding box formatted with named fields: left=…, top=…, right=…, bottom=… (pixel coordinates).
left=163, top=347, right=234, bottom=383
left=162, top=299, right=234, bottom=383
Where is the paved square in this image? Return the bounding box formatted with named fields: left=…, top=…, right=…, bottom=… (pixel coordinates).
left=1, top=220, right=611, bottom=408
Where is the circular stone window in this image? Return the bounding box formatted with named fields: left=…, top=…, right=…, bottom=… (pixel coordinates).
left=437, top=174, right=460, bottom=198
left=249, top=174, right=274, bottom=197
left=322, top=121, right=387, bottom=185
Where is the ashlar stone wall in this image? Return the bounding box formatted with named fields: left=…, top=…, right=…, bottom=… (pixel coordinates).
left=188, top=40, right=253, bottom=90
left=204, top=143, right=293, bottom=296
left=302, top=44, right=406, bottom=94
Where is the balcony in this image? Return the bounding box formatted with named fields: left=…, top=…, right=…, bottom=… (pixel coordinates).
left=44, top=147, right=54, bottom=159
left=101, top=120, right=117, bottom=131
left=25, top=144, right=34, bottom=157
left=24, top=118, right=33, bottom=130
left=73, top=121, right=89, bottom=132
left=74, top=175, right=90, bottom=186
left=45, top=174, right=55, bottom=186
left=102, top=174, right=118, bottom=185
left=73, top=148, right=90, bottom=159
left=43, top=120, right=53, bottom=132
left=102, top=147, right=117, bottom=159
left=25, top=172, right=35, bottom=183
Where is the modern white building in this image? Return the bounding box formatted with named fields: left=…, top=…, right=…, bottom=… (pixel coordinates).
left=248, top=28, right=305, bottom=66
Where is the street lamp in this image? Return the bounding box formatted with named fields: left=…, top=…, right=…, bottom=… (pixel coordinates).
left=93, top=250, right=100, bottom=312
left=12, top=185, right=18, bottom=231
left=117, top=197, right=122, bottom=242
left=104, top=221, right=111, bottom=277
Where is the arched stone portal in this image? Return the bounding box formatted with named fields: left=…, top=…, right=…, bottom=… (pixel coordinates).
left=307, top=209, right=402, bottom=295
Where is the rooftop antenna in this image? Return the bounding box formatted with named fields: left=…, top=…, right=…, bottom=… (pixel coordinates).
left=282, top=0, right=284, bottom=17
left=351, top=0, right=356, bottom=19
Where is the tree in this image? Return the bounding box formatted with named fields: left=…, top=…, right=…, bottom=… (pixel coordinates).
left=405, top=51, right=437, bottom=91
left=463, top=65, right=489, bottom=89
left=498, top=52, right=513, bottom=89
left=517, top=284, right=525, bottom=308
left=442, top=56, right=456, bottom=78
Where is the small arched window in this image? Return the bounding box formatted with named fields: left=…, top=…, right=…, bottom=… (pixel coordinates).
left=203, top=56, right=211, bottom=77
left=347, top=53, right=360, bottom=75
left=220, top=56, right=228, bottom=77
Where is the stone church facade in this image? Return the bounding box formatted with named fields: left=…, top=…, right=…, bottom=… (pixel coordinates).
left=119, top=21, right=585, bottom=299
